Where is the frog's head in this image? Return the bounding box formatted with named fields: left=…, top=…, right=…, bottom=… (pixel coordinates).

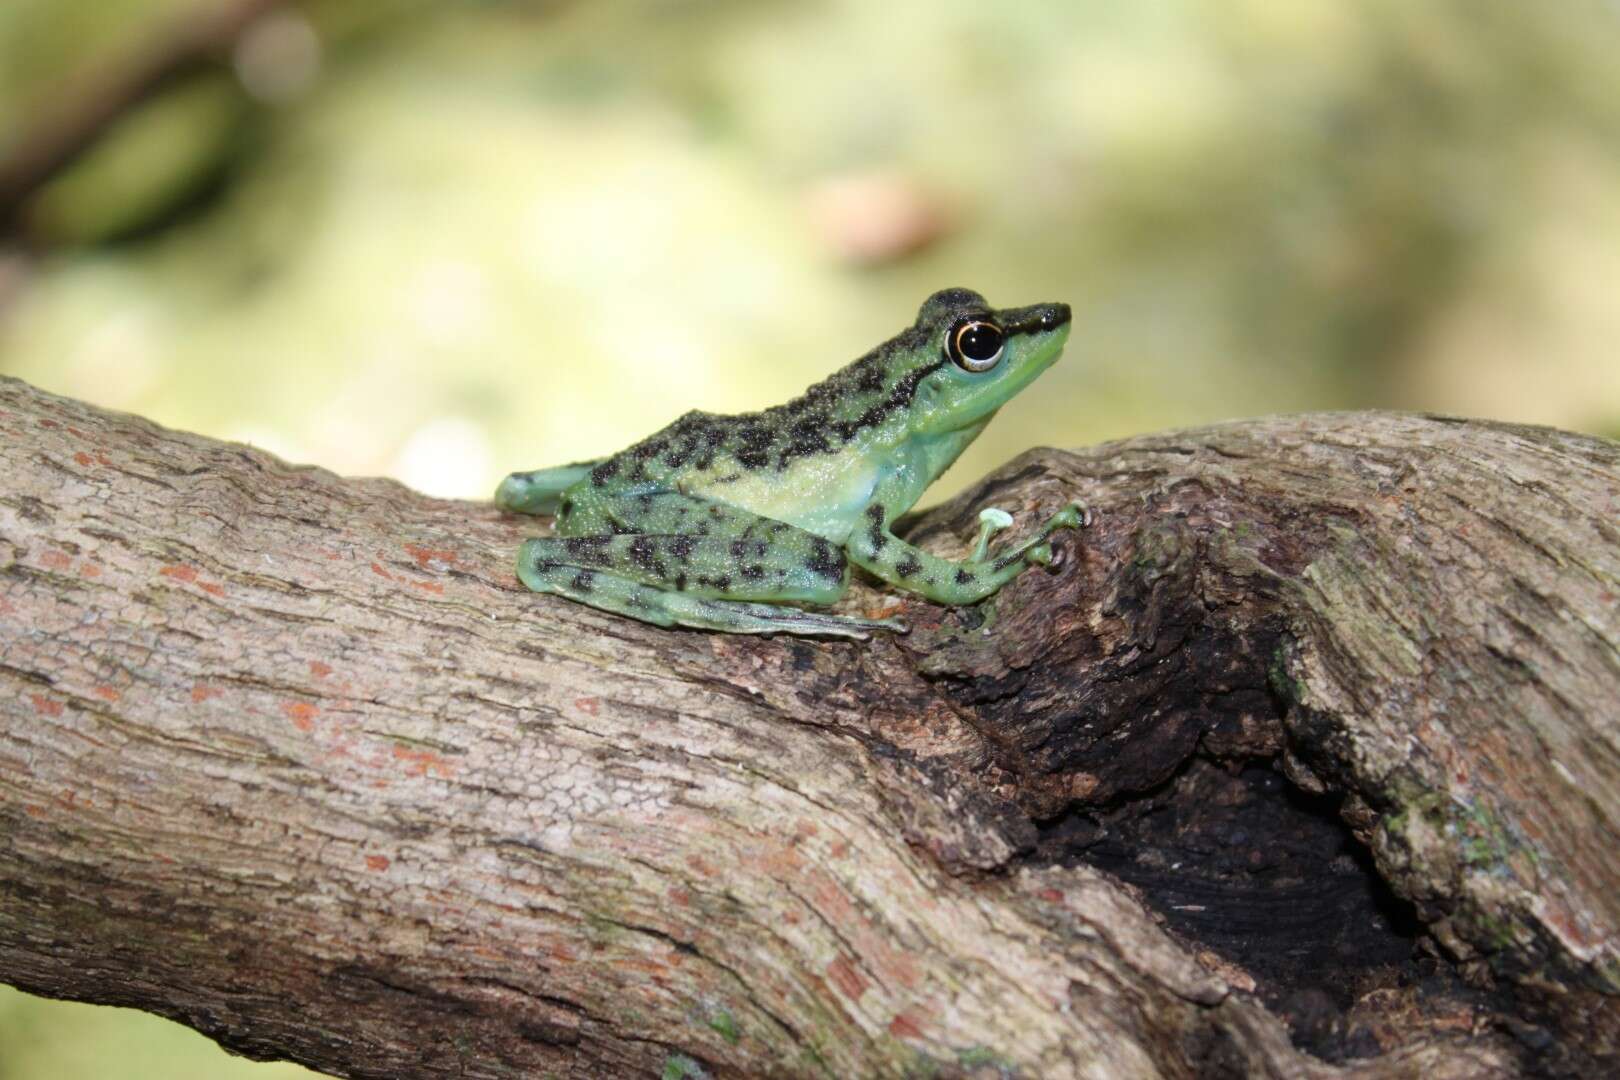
left=904, top=288, right=1072, bottom=436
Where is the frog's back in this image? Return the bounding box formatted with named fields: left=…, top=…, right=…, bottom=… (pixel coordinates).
left=580, top=409, right=741, bottom=494
left=573, top=329, right=935, bottom=494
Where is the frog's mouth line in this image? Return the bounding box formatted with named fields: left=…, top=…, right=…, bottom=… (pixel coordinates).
left=1003, top=321, right=1071, bottom=381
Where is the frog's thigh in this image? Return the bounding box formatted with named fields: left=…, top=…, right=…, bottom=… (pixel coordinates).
left=563, top=489, right=775, bottom=538
left=519, top=527, right=847, bottom=604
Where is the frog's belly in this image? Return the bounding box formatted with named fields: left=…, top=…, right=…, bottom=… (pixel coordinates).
left=687, top=456, right=882, bottom=543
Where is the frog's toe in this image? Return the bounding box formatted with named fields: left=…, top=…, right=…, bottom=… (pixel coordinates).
left=971, top=506, right=1017, bottom=561
left=1025, top=542, right=1054, bottom=567
left=1050, top=502, right=1090, bottom=530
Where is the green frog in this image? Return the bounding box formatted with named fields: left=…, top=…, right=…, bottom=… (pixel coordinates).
left=495, top=288, right=1088, bottom=638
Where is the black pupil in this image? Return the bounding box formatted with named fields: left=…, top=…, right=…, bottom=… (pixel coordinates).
left=957, top=323, right=1003, bottom=363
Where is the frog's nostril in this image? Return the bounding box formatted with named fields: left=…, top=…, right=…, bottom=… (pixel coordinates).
left=1040, top=303, right=1072, bottom=329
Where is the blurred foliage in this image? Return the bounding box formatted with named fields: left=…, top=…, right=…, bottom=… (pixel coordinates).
left=2, top=0, right=1619, bottom=1074
left=3, top=0, right=1618, bottom=503
left=0, top=984, right=320, bottom=1079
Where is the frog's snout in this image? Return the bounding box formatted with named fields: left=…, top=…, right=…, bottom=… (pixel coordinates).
left=1004, top=302, right=1071, bottom=335
left=1035, top=303, right=1071, bottom=330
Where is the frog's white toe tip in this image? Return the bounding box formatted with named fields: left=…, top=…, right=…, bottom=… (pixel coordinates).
left=979, top=507, right=1014, bottom=529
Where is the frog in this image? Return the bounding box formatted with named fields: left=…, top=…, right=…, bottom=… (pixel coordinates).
left=495, top=287, right=1089, bottom=638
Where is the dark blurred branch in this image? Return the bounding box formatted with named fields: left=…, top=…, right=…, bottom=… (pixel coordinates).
left=0, top=0, right=285, bottom=236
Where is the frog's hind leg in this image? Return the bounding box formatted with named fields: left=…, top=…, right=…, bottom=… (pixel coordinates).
left=494, top=460, right=603, bottom=515
left=518, top=554, right=900, bottom=638
left=516, top=528, right=904, bottom=638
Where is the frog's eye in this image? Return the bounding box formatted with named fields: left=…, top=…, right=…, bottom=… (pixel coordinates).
left=946, top=320, right=1004, bottom=372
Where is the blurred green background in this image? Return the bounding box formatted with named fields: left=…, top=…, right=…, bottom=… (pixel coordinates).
left=2, top=0, right=1618, bottom=1075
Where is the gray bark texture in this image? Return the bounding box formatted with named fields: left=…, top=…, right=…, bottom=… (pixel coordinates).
left=2, top=374, right=1618, bottom=1078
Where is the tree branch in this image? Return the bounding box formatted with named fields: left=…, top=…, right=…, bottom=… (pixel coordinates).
left=2, top=375, right=1617, bottom=1077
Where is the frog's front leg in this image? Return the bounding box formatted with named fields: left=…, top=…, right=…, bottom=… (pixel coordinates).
left=848, top=488, right=1088, bottom=606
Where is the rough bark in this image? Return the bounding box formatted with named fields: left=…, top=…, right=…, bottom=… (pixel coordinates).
left=2, top=374, right=1617, bottom=1078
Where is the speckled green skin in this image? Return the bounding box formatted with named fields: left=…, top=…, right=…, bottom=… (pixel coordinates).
left=496, top=288, right=1088, bottom=637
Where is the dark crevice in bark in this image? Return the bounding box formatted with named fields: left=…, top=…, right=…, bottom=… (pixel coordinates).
left=1034, top=756, right=1451, bottom=1064
left=916, top=528, right=1538, bottom=1068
